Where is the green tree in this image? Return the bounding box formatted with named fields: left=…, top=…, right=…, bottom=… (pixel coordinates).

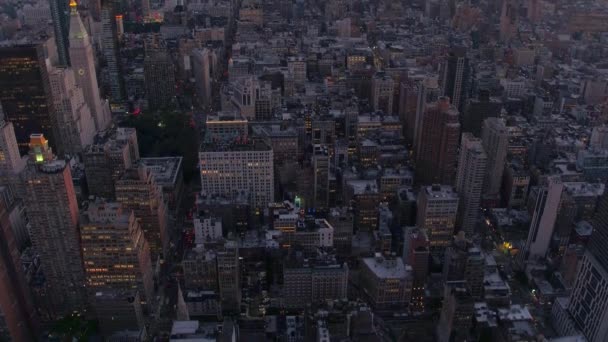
left=121, top=110, right=199, bottom=181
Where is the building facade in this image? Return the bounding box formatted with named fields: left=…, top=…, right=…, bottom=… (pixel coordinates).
left=455, top=133, right=487, bottom=237
left=199, top=140, right=274, bottom=209
left=23, top=134, right=86, bottom=316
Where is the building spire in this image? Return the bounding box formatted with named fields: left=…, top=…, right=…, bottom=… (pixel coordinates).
left=69, top=0, right=78, bottom=13
left=68, top=0, right=88, bottom=40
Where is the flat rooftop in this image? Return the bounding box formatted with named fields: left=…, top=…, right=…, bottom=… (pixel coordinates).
left=423, top=184, right=458, bottom=200
left=362, top=255, right=410, bottom=279
left=140, top=157, right=183, bottom=186
left=200, top=139, right=271, bottom=153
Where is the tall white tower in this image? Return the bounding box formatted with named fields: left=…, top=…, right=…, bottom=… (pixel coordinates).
left=48, top=66, right=96, bottom=155
left=68, top=0, right=110, bottom=131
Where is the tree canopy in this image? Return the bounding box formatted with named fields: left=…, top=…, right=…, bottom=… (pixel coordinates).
left=121, top=110, right=199, bottom=181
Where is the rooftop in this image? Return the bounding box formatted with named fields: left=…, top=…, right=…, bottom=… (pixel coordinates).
left=362, top=254, right=411, bottom=279
left=423, top=184, right=458, bottom=200
left=200, top=138, right=271, bottom=153
left=140, top=157, right=183, bottom=186
left=497, top=305, right=532, bottom=321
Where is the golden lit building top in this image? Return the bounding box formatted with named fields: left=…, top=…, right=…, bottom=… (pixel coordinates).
left=28, top=134, right=53, bottom=163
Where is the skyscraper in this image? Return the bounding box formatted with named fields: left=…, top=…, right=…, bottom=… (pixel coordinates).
left=312, top=144, right=330, bottom=211
left=0, top=194, right=38, bottom=341
left=372, top=73, right=395, bottom=114
left=23, top=134, right=86, bottom=315
left=499, top=0, right=518, bottom=42
left=411, top=76, right=441, bottom=147
left=101, top=0, right=125, bottom=104
left=191, top=48, right=212, bottom=109
left=50, top=0, right=70, bottom=66
left=80, top=200, right=154, bottom=307
left=47, top=66, right=96, bottom=155
left=462, top=90, right=502, bottom=136
left=436, top=282, right=474, bottom=342
left=415, top=97, right=461, bottom=185
left=481, top=118, right=508, bottom=199
left=519, top=176, right=563, bottom=264
left=443, top=234, right=484, bottom=300
left=439, top=50, right=470, bottom=111
left=115, top=165, right=168, bottom=260
left=217, top=240, right=240, bottom=313
left=402, top=226, right=430, bottom=309
left=417, top=185, right=459, bottom=257
left=144, top=48, right=176, bottom=110
left=69, top=0, right=111, bottom=131
left=567, top=191, right=608, bottom=342
left=455, top=133, right=487, bottom=237
left=0, top=104, right=27, bottom=193
left=83, top=127, right=139, bottom=199
left=0, top=41, right=58, bottom=154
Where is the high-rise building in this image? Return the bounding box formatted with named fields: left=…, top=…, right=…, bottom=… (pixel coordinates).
left=417, top=185, right=459, bottom=257
left=0, top=105, right=28, bottom=194
left=287, top=56, right=306, bottom=86
left=194, top=217, right=222, bottom=244
left=91, top=290, right=145, bottom=337
left=205, top=112, right=248, bottom=140
left=80, top=200, right=154, bottom=307
left=568, top=191, right=608, bottom=342
left=83, top=127, right=139, bottom=199
left=462, top=90, right=503, bottom=136
left=360, top=254, right=413, bottom=309
left=50, top=0, right=70, bottom=66
left=217, top=240, right=240, bottom=313
left=501, top=159, right=530, bottom=208
left=85, top=0, right=102, bottom=20
left=345, top=180, right=382, bottom=231
left=115, top=165, right=168, bottom=260
left=100, top=0, right=124, bottom=105
left=519, top=176, right=563, bottom=264
left=230, top=76, right=275, bottom=121
left=499, top=0, right=518, bottom=42
left=283, top=252, right=348, bottom=309
left=192, top=48, right=212, bottom=109
left=481, top=118, right=508, bottom=199
left=0, top=193, right=38, bottom=341
left=455, top=133, right=487, bottom=237
left=199, top=139, right=274, bottom=210
left=23, top=134, right=86, bottom=315
left=47, top=66, right=96, bottom=155
left=328, top=207, right=354, bottom=256
left=436, top=282, right=474, bottom=342
left=415, top=97, right=460, bottom=185
left=402, top=226, right=430, bottom=309
left=443, top=234, right=484, bottom=300
left=439, top=51, right=470, bottom=111
left=312, top=145, right=330, bottom=211
left=0, top=104, right=23, bottom=176
left=0, top=41, right=58, bottom=154
left=372, top=73, right=395, bottom=114
left=410, top=76, right=441, bottom=146
left=182, top=247, right=218, bottom=291
left=144, top=49, right=176, bottom=110
left=69, top=1, right=111, bottom=132
left=0, top=186, right=29, bottom=251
